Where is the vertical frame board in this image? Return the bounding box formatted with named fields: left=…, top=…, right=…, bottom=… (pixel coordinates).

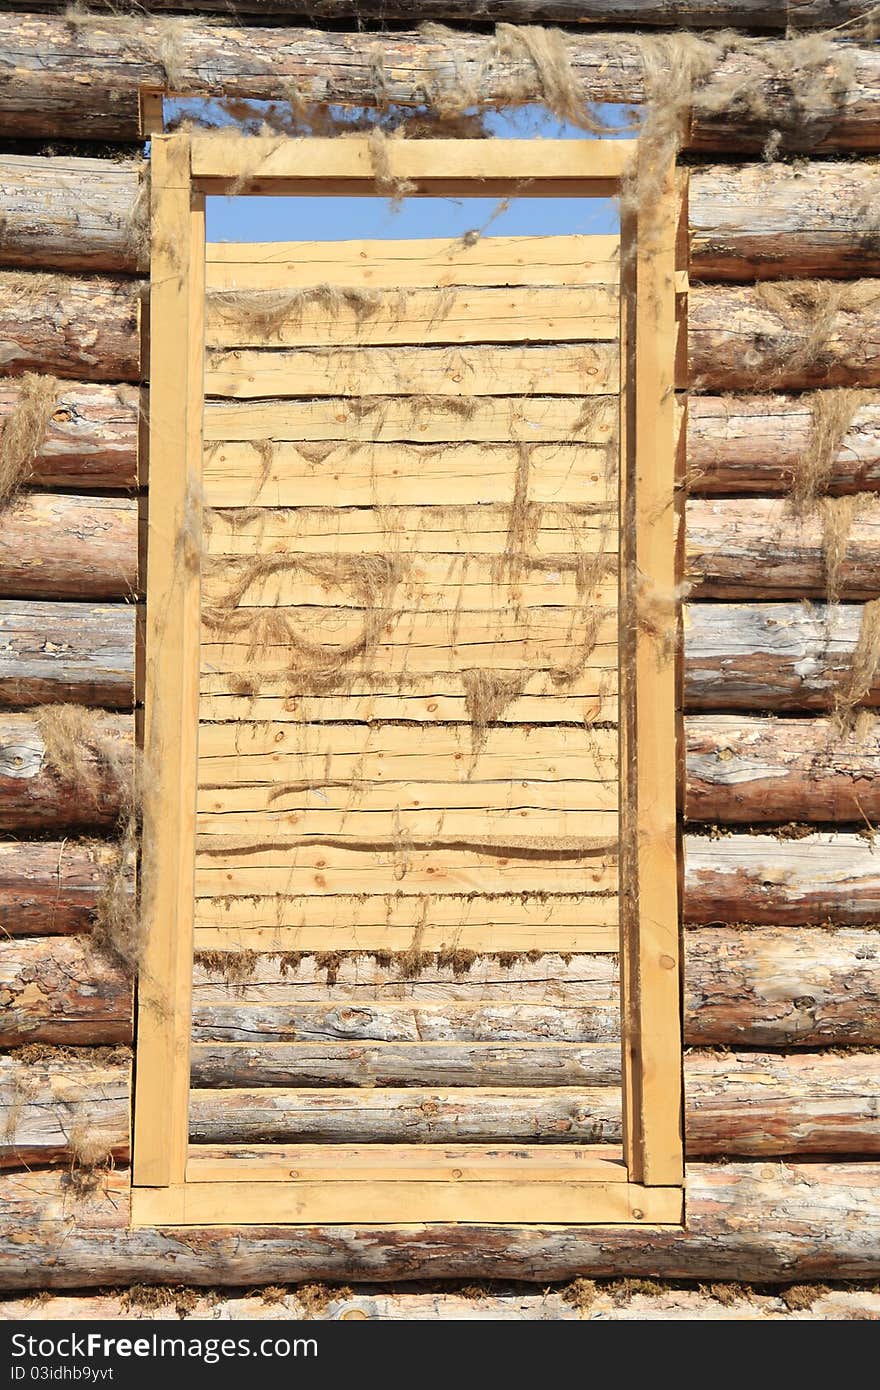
left=132, top=135, right=684, bottom=1222
left=619, top=152, right=685, bottom=1187
left=133, top=135, right=205, bottom=1187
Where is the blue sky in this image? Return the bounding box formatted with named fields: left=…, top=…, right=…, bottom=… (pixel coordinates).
left=162, top=100, right=630, bottom=243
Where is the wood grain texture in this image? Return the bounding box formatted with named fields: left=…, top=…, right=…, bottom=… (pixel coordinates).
left=1, top=18, right=877, bottom=152
left=0, top=154, right=145, bottom=273
left=683, top=832, right=880, bottom=925
left=0, top=1058, right=130, bottom=1169
left=0, top=840, right=128, bottom=937
left=0, top=601, right=134, bottom=707
left=5, top=1286, right=878, bottom=1322
left=684, top=924, right=880, bottom=1047
left=686, top=496, right=880, bottom=600
left=0, top=936, right=132, bottom=1045
left=685, top=713, right=880, bottom=823
left=689, top=161, right=880, bottom=280
left=0, top=381, right=139, bottom=489
left=0, top=711, right=132, bottom=831
left=1, top=1162, right=879, bottom=1283
left=0, top=272, right=140, bottom=380
left=689, top=282, right=880, bottom=389
left=0, top=494, right=138, bottom=601
left=686, top=396, right=880, bottom=495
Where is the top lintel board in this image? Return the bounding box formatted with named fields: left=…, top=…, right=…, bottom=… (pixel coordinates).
left=189, top=136, right=638, bottom=188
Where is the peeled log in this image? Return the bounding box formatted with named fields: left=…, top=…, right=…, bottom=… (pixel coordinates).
left=684, top=924, right=880, bottom=1047
left=0, top=936, right=132, bottom=1046
left=689, top=162, right=880, bottom=280
left=0, top=840, right=129, bottom=937
left=0, top=1161, right=878, bottom=1283
left=0, top=155, right=144, bottom=274
left=685, top=713, right=880, bottom=823
left=686, top=496, right=880, bottom=600
left=0, top=3, right=871, bottom=32
left=686, top=396, right=880, bottom=496
left=1, top=18, right=877, bottom=153
left=3, top=1286, right=878, bottom=1321
left=3, top=922, right=874, bottom=1049
left=0, top=272, right=139, bottom=381
left=0, top=601, right=134, bottom=708
left=689, top=282, right=880, bottom=390
left=0, top=382, right=138, bottom=489
left=3, top=155, right=878, bottom=284
left=684, top=831, right=880, bottom=925
left=0, top=495, right=138, bottom=601
left=0, top=1058, right=130, bottom=1169
left=685, top=1052, right=880, bottom=1157
left=0, top=712, right=133, bottom=832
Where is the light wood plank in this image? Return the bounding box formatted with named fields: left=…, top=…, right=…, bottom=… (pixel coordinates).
left=205, top=345, right=618, bottom=399
left=202, top=441, right=616, bottom=508
left=191, top=135, right=638, bottom=186
left=132, top=1179, right=680, bottom=1226
left=133, top=134, right=203, bottom=1188
left=205, top=285, right=620, bottom=349
left=198, top=688, right=619, bottom=726
left=621, top=157, right=684, bottom=1187
left=197, top=779, right=619, bottom=816
left=205, top=235, right=621, bottom=289
left=193, top=922, right=619, bottom=952
left=186, top=1143, right=627, bottom=1183
left=196, top=807, right=618, bottom=839
left=203, top=395, right=618, bottom=443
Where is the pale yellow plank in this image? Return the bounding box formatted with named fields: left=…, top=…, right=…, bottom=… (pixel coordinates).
left=186, top=1143, right=627, bottom=1183
left=205, top=234, right=620, bottom=289
left=205, top=285, right=619, bottom=349
left=131, top=1179, right=680, bottom=1226
left=197, top=807, right=618, bottom=839
left=202, top=441, right=616, bottom=509
left=192, top=921, right=619, bottom=952
left=133, top=135, right=203, bottom=1188
left=204, top=503, right=618, bottom=557
left=194, top=842, right=618, bottom=898
left=191, top=135, right=638, bottom=186
left=203, top=395, right=618, bottom=444
left=198, top=688, right=619, bottom=726
left=205, top=344, right=618, bottom=400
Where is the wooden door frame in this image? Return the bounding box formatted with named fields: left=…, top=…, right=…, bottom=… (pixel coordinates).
left=132, top=133, right=685, bottom=1227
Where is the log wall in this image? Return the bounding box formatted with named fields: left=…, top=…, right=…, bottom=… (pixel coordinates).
left=1, top=6, right=879, bottom=1310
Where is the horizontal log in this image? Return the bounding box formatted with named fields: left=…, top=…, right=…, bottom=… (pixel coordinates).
left=3, top=1285, right=878, bottom=1322
left=684, top=924, right=880, bottom=1047
left=8, top=491, right=880, bottom=607
left=686, top=395, right=880, bottom=496
left=685, top=713, right=880, bottom=823
left=689, top=162, right=880, bottom=280
left=686, top=496, right=880, bottom=600
left=689, top=282, right=880, bottom=389
left=0, top=1161, right=878, bottom=1283
left=0, top=155, right=144, bottom=274
left=189, top=1089, right=621, bottom=1144
left=0, top=272, right=140, bottom=381
left=1, top=3, right=871, bottom=31
left=189, top=1040, right=621, bottom=1087
left=0, top=598, right=875, bottom=715
left=0, top=382, right=139, bottom=489
left=0, top=936, right=132, bottom=1045
left=0, top=1058, right=129, bottom=1169
left=683, top=831, right=880, bottom=924
left=0, top=841, right=129, bottom=937
left=0, top=601, right=134, bottom=707
left=0, top=712, right=133, bottom=832
left=3, top=919, right=873, bottom=1050
left=0, top=495, right=138, bottom=601
left=4, top=155, right=879, bottom=284
left=1, top=19, right=878, bottom=152
left=6, top=273, right=879, bottom=395
left=685, top=1052, right=880, bottom=1156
